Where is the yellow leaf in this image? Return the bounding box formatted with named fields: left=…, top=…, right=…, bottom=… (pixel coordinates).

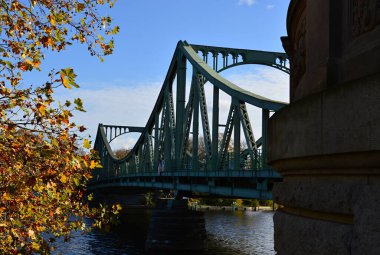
left=38, top=104, right=46, bottom=115
left=51, top=138, right=59, bottom=147
left=31, top=242, right=40, bottom=251
left=50, top=18, right=56, bottom=26
left=2, top=192, right=11, bottom=201
left=90, top=160, right=96, bottom=169
left=36, top=225, right=46, bottom=232
left=60, top=174, right=67, bottom=183
left=60, top=73, right=71, bottom=89
left=83, top=139, right=91, bottom=149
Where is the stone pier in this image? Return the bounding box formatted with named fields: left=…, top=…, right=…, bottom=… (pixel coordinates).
left=268, top=0, right=380, bottom=254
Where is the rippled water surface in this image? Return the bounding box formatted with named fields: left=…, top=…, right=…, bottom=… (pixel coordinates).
left=55, top=210, right=275, bottom=255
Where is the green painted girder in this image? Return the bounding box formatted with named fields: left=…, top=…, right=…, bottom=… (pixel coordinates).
left=190, top=44, right=289, bottom=74
left=195, top=72, right=212, bottom=164
left=89, top=181, right=274, bottom=200
left=180, top=42, right=287, bottom=111
left=181, top=80, right=195, bottom=168
left=217, top=104, right=235, bottom=169
left=88, top=169, right=281, bottom=200
left=101, top=124, right=145, bottom=143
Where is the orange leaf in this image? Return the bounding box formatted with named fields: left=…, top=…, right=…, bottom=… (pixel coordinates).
left=60, top=174, right=67, bottom=183
left=38, top=104, right=46, bottom=115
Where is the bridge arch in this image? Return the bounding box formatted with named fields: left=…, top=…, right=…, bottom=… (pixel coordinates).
left=191, top=43, right=289, bottom=75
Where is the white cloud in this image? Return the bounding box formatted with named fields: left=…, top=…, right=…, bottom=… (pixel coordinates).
left=216, top=67, right=289, bottom=139
left=224, top=67, right=289, bottom=103
left=266, top=4, right=275, bottom=9
left=238, top=0, right=256, bottom=6
left=57, top=80, right=162, bottom=150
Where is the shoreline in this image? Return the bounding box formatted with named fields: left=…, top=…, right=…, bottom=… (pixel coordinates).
left=191, top=205, right=275, bottom=212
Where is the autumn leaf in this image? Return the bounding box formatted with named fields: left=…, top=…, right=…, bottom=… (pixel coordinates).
left=60, top=174, right=67, bottom=183
left=61, top=73, right=71, bottom=89
left=84, top=139, right=91, bottom=149
left=60, top=68, right=79, bottom=89
left=31, top=242, right=40, bottom=251
left=38, top=104, right=46, bottom=115
left=73, top=178, right=80, bottom=186
left=0, top=1, right=119, bottom=253
left=89, top=160, right=102, bottom=169
left=76, top=3, right=85, bottom=12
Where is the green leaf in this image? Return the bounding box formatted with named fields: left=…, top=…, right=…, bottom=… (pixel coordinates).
left=74, top=98, right=86, bottom=112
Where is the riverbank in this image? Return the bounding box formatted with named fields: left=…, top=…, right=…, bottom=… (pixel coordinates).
left=191, top=205, right=275, bottom=212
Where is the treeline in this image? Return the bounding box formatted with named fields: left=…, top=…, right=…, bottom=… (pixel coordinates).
left=189, top=198, right=274, bottom=208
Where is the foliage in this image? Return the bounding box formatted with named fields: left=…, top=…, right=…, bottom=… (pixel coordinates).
left=234, top=199, right=243, bottom=207
left=143, top=192, right=155, bottom=207
left=198, top=197, right=235, bottom=206
left=259, top=199, right=273, bottom=207
left=92, top=203, right=122, bottom=233
left=0, top=0, right=120, bottom=254
left=194, top=198, right=270, bottom=208
left=113, top=148, right=130, bottom=159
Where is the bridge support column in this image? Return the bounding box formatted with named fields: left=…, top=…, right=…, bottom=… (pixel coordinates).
left=269, top=1, right=380, bottom=254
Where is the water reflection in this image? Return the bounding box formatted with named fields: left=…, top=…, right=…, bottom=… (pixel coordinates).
left=54, top=210, right=274, bottom=255
left=204, top=211, right=275, bottom=255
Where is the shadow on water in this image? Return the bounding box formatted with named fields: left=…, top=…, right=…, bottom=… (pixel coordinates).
left=54, top=209, right=274, bottom=255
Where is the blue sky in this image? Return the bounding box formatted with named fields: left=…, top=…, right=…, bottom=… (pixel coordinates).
left=34, top=0, right=291, bottom=149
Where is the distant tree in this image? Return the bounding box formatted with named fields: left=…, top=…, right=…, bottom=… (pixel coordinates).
left=114, top=148, right=131, bottom=159
left=0, top=0, right=120, bottom=254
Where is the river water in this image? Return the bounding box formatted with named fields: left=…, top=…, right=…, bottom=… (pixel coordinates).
left=54, top=210, right=275, bottom=255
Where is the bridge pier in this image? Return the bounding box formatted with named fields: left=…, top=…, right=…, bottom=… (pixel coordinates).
left=145, top=198, right=206, bottom=252
left=269, top=1, right=380, bottom=254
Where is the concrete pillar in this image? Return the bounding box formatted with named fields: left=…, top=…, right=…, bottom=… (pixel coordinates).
left=269, top=1, right=380, bottom=254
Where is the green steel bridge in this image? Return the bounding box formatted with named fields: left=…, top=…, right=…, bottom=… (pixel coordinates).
left=89, top=41, right=289, bottom=200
